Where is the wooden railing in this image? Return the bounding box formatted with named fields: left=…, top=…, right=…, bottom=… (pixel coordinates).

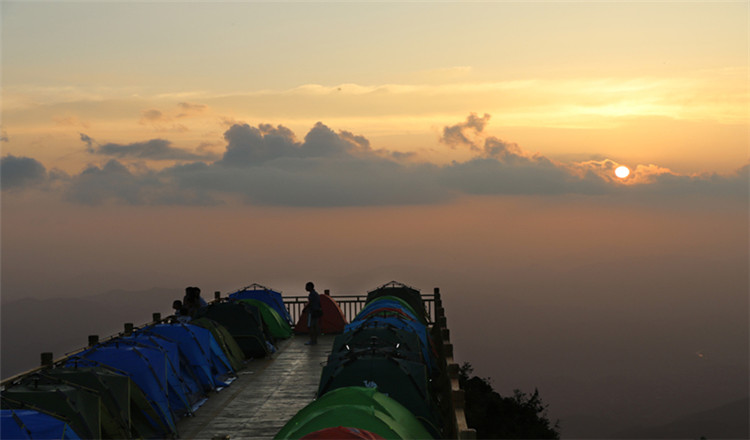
left=282, top=291, right=436, bottom=324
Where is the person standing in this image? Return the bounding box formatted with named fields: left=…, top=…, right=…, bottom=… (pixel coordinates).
left=305, top=281, right=322, bottom=345
left=183, top=286, right=204, bottom=318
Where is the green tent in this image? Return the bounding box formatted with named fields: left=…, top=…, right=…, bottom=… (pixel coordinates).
left=191, top=317, right=247, bottom=372
left=40, top=366, right=171, bottom=439
left=317, top=357, right=442, bottom=438
left=237, top=299, right=293, bottom=339
left=1, top=377, right=101, bottom=439
left=40, top=368, right=130, bottom=439
left=275, top=386, right=433, bottom=440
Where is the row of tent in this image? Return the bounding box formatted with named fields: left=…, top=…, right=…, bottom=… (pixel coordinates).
left=2, top=282, right=445, bottom=440
left=1, top=284, right=302, bottom=439
left=275, top=281, right=444, bottom=440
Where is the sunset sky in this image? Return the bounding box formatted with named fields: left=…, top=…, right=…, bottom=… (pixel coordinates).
left=1, top=1, right=748, bottom=435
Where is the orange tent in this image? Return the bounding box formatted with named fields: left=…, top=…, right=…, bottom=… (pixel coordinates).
left=294, top=294, right=347, bottom=334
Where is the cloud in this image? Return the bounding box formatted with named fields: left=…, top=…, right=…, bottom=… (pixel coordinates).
left=88, top=138, right=218, bottom=161
left=176, top=102, right=208, bottom=118
left=218, top=123, right=298, bottom=166
left=1, top=130, right=8, bottom=142
left=1, top=155, right=48, bottom=190
left=140, top=109, right=165, bottom=122
left=139, top=107, right=189, bottom=132
left=6, top=114, right=748, bottom=206
left=65, top=159, right=217, bottom=205
left=80, top=133, right=95, bottom=151
left=632, top=164, right=749, bottom=199
left=440, top=112, right=491, bottom=150
left=218, top=121, right=375, bottom=168
left=188, top=121, right=445, bottom=206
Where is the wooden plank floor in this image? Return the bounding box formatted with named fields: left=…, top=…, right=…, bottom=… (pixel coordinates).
left=177, top=335, right=334, bottom=440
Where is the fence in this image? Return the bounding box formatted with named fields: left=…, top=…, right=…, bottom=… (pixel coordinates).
left=283, top=291, right=436, bottom=325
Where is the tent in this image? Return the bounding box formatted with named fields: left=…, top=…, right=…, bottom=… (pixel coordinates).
left=141, top=322, right=235, bottom=389
left=1, top=377, right=101, bottom=439
left=301, top=426, right=385, bottom=439
left=294, top=294, right=347, bottom=334
left=344, top=317, right=438, bottom=373
left=318, top=356, right=442, bottom=438
left=228, top=284, right=293, bottom=325
left=366, top=282, right=428, bottom=325
left=39, top=368, right=131, bottom=439
left=354, top=306, right=419, bottom=325
left=236, top=298, right=293, bottom=339
left=191, top=318, right=246, bottom=372
left=1, top=409, right=82, bottom=440
left=41, top=366, right=170, bottom=439
left=195, top=301, right=271, bottom=359
left=329, top=326, right=425, bottom=366
left=354, top=296, right=420, bottom=323
left=274, top=387, right=433, bottom=440
left=126, top=333, right=207, bottom=413
left=65, top=343, right=178, bottom=433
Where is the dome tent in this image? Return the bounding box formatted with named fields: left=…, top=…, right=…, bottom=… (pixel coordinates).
left=317, top=356, right=441, bottom=438
left=1, top=377, right=101, bottom=439
left=141, top=322, right=235, bottom=389
left=294, top=293, right=348, bottom=335
left=236, top=298, right=293, bottom=339
left=228, top=283, right=294, bottom=325
left=366, top=281, right=428, bottom=325
left=195, top=300, right=272, bottom=358
left=274, top=386, right=433, bottom=440
left=328, top=325, right=425, bottom=366
left=1, top=409, right=82, bottom=440
left=40, top=366, right=170, bottom=439
left=65, top=342, right=178, bottom=432
left=190, top=317, right=246, bottom=372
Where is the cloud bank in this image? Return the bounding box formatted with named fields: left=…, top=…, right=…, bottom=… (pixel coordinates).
left=2, top=114, right=747, bottom=206
left=81, top=134, right=218, bottom=161
left=1, top=155, right=48, bottom=190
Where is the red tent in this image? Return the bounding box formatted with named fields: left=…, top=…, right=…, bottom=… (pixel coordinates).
left=294, top=294, right=347, bottom=334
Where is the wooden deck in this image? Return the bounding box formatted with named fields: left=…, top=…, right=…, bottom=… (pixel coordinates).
left=177, top=335, right=334, bottom=440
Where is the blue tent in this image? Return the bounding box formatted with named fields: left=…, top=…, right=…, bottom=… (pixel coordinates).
left=228, top=284, right=293, bottom=325
left=65, top=342, right=177, bottom=433
left=344, top=316, right=437, bottom=373
left=142, top=322, right=235, bottom=389
left=125, top=333, right=207, bottom=413
left=1, top=409, right=82, bottom=440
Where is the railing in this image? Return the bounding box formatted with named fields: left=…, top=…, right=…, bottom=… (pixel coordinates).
left=283, top=291, right=436, bottom=325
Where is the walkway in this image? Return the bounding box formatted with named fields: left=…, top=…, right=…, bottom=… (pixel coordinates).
left=177, top=335, right=334, bottom=440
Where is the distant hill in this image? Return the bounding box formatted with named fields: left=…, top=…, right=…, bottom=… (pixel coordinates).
left=1, top=287, right=178, bottom=378
left=614, top=397, right=749, bottom=439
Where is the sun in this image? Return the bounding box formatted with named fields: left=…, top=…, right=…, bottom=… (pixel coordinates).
left=614, top=165, right=630, bottom=179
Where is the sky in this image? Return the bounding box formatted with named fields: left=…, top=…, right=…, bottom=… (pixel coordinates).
left=1, top=0, right=748, bottom=436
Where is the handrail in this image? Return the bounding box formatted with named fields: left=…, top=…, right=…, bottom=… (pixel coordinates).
left=283, top=293, right=436, bottom=325
left=0, top=313, right=167, bottom=388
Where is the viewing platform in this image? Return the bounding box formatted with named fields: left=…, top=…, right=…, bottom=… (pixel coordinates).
left=1, top=283, right=475, bottom=439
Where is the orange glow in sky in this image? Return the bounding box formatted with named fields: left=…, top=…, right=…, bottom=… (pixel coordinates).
left=1, top=3, right=748, bottom=435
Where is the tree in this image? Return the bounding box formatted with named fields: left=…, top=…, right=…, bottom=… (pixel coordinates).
left=459, top=362, right=560, bottom=439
